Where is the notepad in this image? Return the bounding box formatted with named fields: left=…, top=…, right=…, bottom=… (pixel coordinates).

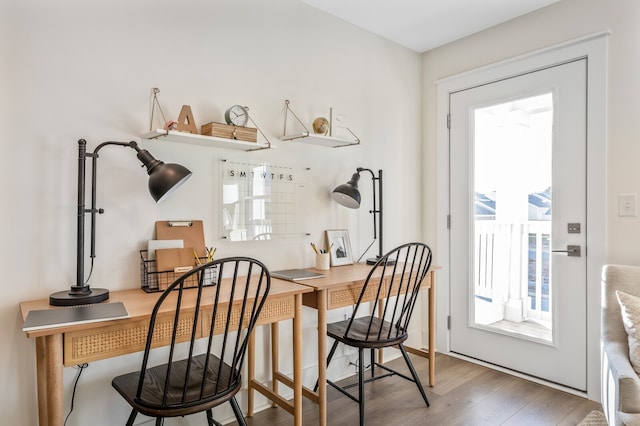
left=22, top=302, right=129, bottom=332
left=147, top=239, right=184, bottom=260
left=271, top=269, right=325, bottom=282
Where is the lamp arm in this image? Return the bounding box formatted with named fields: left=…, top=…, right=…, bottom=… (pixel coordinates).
left=78, top=140, right=142, bottom=288
left=93, top=140, right=138, bottom=154
left=356, top=167, right=383, bottom=260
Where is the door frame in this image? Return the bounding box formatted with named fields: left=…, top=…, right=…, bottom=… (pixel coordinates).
left=435, top=32, right=607, bottom=400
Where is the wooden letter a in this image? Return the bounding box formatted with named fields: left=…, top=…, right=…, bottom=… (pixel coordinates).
left=176, top=105, right=198, bottom=134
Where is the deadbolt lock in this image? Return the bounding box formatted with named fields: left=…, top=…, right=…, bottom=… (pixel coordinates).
left=568, top=223, right=581, bottom=234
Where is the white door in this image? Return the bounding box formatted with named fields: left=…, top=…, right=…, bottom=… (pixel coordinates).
left=449, top=59, right=587, bottom=390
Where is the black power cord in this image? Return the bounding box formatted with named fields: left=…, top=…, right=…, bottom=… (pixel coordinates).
left=64, top=363, right=89, bottom=426
left=356, top=238, right=376, bottom=263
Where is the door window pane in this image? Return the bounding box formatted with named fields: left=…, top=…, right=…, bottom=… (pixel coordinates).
left=472, top=93, right=553, bottom=342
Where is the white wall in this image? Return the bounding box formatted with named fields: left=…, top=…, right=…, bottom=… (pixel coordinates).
left=0, top=1, right=422, bottom=424
left=421, top=0, right=640, bottom=401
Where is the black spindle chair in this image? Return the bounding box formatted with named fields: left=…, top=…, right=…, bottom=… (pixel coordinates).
left=112, top=257, right=270, bottom=426
left=318, top=242, right=432, bottom=426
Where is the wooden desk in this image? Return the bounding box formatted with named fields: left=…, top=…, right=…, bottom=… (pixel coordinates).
left=20, top=280, right=312, bottom=426
left=283, top=262, right=437, bottom=426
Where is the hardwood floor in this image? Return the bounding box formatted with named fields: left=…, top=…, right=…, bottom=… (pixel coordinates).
left=242, top=352, right=602, bottom=425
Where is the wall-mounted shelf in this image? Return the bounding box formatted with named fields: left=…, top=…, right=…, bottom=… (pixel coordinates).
left=281, top=100, right=360, bottom=148
left=141, top=129, right=271, bottom=151
left=281, top=131, right=360, bottom=147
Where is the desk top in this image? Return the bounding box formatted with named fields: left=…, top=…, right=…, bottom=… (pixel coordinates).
left=276, top=263, right=440, bottom=291
left=20, top=279, right=312, bottom=338
left=275, top=263, right=376, bottom=290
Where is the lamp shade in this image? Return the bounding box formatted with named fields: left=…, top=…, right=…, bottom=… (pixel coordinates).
left=331, top=172, right=361, bottom=209
left=148, top=163, right=193, bottom=202
left=137, top=149, right=192, bottom=202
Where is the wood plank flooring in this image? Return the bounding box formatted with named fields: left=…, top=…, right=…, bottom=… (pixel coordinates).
left=241, top=353, right=602, bottom=425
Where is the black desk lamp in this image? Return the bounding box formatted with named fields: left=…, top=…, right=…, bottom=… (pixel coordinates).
left=49, top=139, right=193, bottom=306
left=331, top=168, right=388, bottom=265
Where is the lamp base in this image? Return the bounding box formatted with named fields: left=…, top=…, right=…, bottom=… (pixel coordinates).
left=49, top=287, right=109, bottom=306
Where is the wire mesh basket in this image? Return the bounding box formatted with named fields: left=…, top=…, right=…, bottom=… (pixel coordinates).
left=140, top=250, right=217, bottom=293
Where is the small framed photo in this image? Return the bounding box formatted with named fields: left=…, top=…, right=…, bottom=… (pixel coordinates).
left=325, top=229, right=353, bottom=266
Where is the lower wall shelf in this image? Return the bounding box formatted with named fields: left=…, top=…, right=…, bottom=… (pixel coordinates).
left=141, top=129, right=270, bottom=151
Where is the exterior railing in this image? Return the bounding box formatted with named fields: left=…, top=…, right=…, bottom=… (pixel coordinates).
left=475, top=220, right=551, bottom=322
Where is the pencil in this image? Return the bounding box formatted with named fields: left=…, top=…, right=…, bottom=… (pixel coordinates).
left=206, top=247, right=216, bottom=262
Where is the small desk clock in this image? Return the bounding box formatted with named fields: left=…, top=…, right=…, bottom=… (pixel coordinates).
left=225, top=105, right=249, bottom=127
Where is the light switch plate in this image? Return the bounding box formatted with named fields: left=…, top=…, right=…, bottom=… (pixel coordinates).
left=618, top=194, right=637, bottom=217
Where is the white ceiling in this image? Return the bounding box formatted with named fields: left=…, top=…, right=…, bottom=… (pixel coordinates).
left=299, top=0, right=562, bottom=53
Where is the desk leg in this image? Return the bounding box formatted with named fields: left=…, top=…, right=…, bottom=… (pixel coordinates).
left=317, top=289, right=327, bottom=426
left=293, top=293, right=302, bottom=426
left=403, top=271, right=437, bottom=387
left=37, top=334, right=63, bottom=426
left=377, top=301, right=384, bottom=366
left=428, top=277, right=436, bottom=386
left=271, top=321, right=279, bottom=407
left=35, top=337, right=48, bottom=426
left=247, top=331, right=256, bottom=416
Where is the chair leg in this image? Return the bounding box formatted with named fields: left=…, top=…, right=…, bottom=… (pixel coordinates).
left=399, top=344, right=430, bottom=407
left=370, top=348, right=375, bottom=378
left=358, top=348, right=365, bottom=426
left=206, top=408, right=223, bottom=426
left=154, top=417, right=163, bottom=426
left=208, top=408, right=225, bottom=426
left=230, top=397, right=247, bottom=426
left=314, top=339, right=341, bottom=392
left=125, top=409, right=138, bottom=426
left=326, top=338, right=340, bottom=368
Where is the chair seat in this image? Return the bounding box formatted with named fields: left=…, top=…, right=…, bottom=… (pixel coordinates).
left=112, top=353, right=241, bottom=418
left=327, top=316, right=408, bottom=348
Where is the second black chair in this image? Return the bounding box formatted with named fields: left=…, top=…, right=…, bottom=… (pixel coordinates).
left=319, top=242, right=432, bottom=426
left=111, top=257, right=270, bottom=426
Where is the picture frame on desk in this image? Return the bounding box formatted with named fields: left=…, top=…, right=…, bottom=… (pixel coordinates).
left=325, top=229, right=353, bottom=266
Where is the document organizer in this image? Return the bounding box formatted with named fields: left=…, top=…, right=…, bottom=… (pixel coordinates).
left=139, top=250, right=217, bottom=292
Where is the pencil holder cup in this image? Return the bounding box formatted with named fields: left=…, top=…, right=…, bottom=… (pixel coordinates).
left=315, top=252, right=330, bottom=270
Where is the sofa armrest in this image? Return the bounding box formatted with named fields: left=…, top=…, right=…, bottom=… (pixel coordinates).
left=603, top=339, right=640, bottom=424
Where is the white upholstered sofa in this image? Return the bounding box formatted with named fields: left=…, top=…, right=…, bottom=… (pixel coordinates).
left=601, top=264, right=640, bottom=425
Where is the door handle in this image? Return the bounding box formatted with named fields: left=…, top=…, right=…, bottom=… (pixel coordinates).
left=551, top=245, right=581, bottom=257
